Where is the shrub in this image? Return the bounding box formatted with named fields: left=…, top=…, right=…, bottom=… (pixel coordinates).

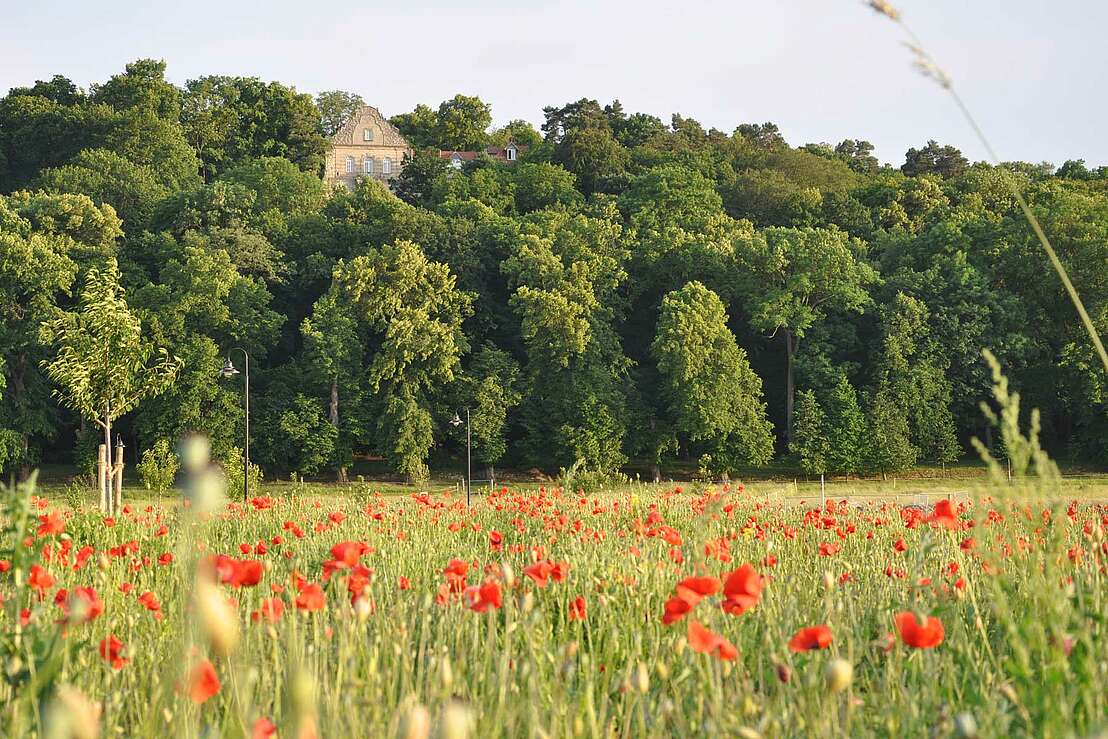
left=138, top=438, right=179, bottom=495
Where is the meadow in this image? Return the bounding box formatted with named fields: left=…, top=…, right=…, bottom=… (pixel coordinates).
left=1, top=440, right=1104, bottom=739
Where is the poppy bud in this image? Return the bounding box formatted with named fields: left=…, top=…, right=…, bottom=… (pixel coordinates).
left=737, top=728, right=763, bottom=739
left=822, top=572, right=835, bottom=591
left=954, top=712, right=977, bottom=738
left=45, top=685, right=101, bottom=739
left=824, top=658, right=853, bottom=693
left=354, top=596, right=372, bottom=623
left=519, top=592, right=534, bottom=612
left=775, top=663, right=791, bottom=683
left=633, top=662, right=649, bottom=693
left=397, top=704, right=430, bottom=739
left=441, top=700, right=474, bottom=739
left=194, top=580, right=239, bottom=657
left=98, top=554, right=111, bottom=572
left=440, top=657, right=454, bottom=689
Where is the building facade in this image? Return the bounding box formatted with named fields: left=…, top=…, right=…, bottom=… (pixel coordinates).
left=324, top=105, right=412, bottom=189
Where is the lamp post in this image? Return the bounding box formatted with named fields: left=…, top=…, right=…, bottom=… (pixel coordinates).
left=450, top=409, right=471, bottom=506
left=220, top=348, right=250, bottom=502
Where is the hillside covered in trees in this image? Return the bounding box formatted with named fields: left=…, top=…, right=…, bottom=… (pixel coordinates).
left=1, top=60, right=1106, bottom=482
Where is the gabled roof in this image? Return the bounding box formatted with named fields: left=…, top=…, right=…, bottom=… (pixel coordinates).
left=330, top=105, right=410, bottom=148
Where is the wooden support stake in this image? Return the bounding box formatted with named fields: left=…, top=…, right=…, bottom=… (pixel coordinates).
left=113, top=440, right=124, bottom=513
left=98, top=444, right=107, bottom=512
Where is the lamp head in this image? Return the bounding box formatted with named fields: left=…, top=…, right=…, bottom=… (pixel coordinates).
left=449, top=413, right=463, bottom=427
left=220, top=358, right=240, bottom=378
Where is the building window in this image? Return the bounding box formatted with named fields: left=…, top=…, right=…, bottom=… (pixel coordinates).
left=363, top=128, right=374, bottom=142
left=382, top=157, right=392, bottom=174
left=506, top=146, right=517, bottom=161
left=451, top=154, right=463, bottom=170
left=345, top=156, right=355, bottom=173
left=363, top=156, right=374, bottom=174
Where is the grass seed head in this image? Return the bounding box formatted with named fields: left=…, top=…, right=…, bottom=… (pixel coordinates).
left=825, top=658, right=853, bottom=693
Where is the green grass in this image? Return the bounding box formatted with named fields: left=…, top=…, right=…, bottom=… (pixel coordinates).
left=1, top=460, right=1104, bottom=737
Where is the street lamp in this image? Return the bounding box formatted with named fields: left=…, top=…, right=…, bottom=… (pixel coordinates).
left=219, top=348, right=250, bottom=502
left=450, top=409, right=471, bottom=506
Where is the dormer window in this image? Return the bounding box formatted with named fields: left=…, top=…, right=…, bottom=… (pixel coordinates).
left=382, top=157, right=393, bottom=175
left=363, top=156, right=374, bottom=174
left=506, top=145, right=517, bottom=161
left=451, top=154, right=463, bottom=170
left=345, top=156, right=355, bottom=173
left=363, top=128, right=374, bottom=142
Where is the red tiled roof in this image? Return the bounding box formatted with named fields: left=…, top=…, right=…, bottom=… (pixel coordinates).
left=438, top=143, right=529, bottom=162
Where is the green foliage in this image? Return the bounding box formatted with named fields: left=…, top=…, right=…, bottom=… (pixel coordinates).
left=278, top=394, right=337, bottom=477
left=790, top=389, right=830, bottom=475
left=137, top=437, right=179, bottom=494
left=219, top=445, right=265, bottom=497
left=652, top=281, right=774, bottom=469
left=40, top=257, right=180, bottom=437
left=825, top=372, right=867, bottom=474
left=315, top=90, right=364, bottom=136
left=863, top=384, right=918, bottom=476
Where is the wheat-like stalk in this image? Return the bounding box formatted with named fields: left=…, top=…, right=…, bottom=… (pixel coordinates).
left=866, top=0, right=1108, bottom=374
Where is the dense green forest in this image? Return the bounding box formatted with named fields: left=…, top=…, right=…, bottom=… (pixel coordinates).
left=1, top=60, right=1106, bottom=482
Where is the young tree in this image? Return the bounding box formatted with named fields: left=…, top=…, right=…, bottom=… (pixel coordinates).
left=41, top=258, right=180, bottom=513
left=652, top=281, right=775, bottom=471
left=455, top=345, right=522, bottom=478
left=864, top=385, right=918, bottom=479
left=825, top=372, right=866, bottom=475
left=790, top=389, right=830, bottom=477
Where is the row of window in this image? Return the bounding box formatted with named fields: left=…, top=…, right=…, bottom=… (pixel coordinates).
left=345, top=156, right=393, bottom=175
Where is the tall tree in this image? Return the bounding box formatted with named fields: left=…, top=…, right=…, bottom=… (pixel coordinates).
left=333, top=240, right=471, bottom=481
left=652, top=281, right=775, bottom=473
left=40, top=259, right=180, bottom=513
left=737, top=226, right=877, bottom=444
left=315, top=90, right=365, bottom=136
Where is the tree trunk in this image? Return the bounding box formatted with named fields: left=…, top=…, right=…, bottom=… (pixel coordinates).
left=652, top=463, right=660, bottom=484
left=785, top=329, right=797, bottom=447
left=330, top=377, right=348, bottom=483
left=103, top=407, right=113, bottom=515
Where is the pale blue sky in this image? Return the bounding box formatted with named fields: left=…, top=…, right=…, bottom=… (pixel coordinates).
left=3, top=1, right=1105, bottom=167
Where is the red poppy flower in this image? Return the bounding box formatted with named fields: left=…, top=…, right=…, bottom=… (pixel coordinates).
left=60, top=586, right=103, bottom=624
left=28, top=565, right=55, bottom=597
left=488, top=530, right=503, bottom=551
left=675, top=576, right=721, bottom=603
left=568, top=596, right=587, bottom=621
left=721, top=564, right=762, bottom=616
left=894, top=612, right=944, bottom=649
left=99, top=634, right=127, bottom=669
left=252, top=717, right=277, bottom=739
left=251, top=597, right=285, bottom=623
left=662, top=595, right=694, bottom=625
left=158, top=553, right=173, bottom=566
left=36, top=511, right=66, bottom=537
left=524, top=561, right=554, bottom=586
left=330, top=541, right=368, bottom=567
left=295, top=583, right=326, bottom=611
left=788, top=624, right=833, bottom=652
left=927, top=499, right=960, bottom=529
left=819, top=542, right=841, bottom=557
left=232, top=559, right=264, bottom=587
left=444, top=559, right=469, bottom=592
left=687, top=620, right=738, bottom=661
left=138, top=591, right=164, bottom=620
left=893, top=539, right=908, bottom=553
left=188, top=659, right=221, bottom=703
left=398, top=576, right=411, bottom=591
left=465, top=580, right=502, bottom=612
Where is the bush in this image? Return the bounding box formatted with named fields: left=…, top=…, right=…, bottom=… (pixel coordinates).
left=138, top=438, right=179, bottom=495
left=219, top=446, right=264, bottom=499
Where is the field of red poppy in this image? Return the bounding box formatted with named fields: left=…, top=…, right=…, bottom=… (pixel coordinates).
left=1, top=440, right=1105, bottom=739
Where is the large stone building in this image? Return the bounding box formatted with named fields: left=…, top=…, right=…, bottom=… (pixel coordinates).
left=324, top=105, right=412, bottom=189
